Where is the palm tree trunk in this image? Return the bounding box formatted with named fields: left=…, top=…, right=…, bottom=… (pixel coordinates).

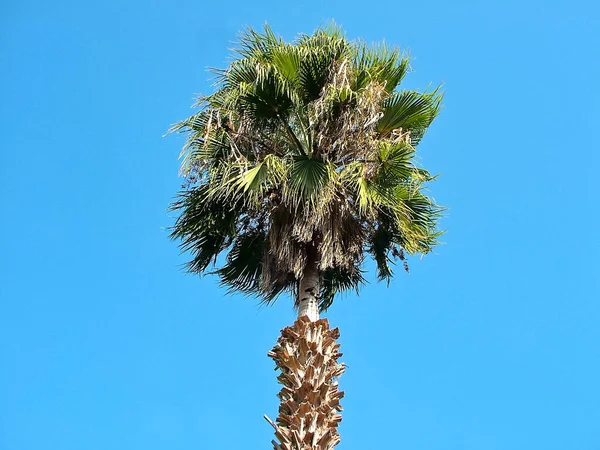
left=265, top=316, right=345, bottom=449
left=297, top=252, right=320, bottom=322
left=265, top=245, right=345, bottom=448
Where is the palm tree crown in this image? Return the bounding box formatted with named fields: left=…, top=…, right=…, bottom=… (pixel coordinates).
left=170, top=24, right=443, bottom=311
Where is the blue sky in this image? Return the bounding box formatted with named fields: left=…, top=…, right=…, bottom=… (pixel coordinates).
left=1, top=0, right=599, bottom=449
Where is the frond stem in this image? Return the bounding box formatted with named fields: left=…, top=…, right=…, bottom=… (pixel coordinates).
left=279, top=115, right=307, bottom=156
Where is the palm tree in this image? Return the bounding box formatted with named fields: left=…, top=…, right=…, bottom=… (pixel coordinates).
left=169, top=23, right=443, bottom=449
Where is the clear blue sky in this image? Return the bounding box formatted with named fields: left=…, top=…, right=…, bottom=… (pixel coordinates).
left=1, top=0, right=599, bottom=449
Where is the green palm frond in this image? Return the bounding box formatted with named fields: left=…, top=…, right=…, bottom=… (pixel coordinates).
left=377, top=90, right=443, bottom=143
left=354, top=42, right=410, bottom=93
left=288, top=155, right=330, bottom=203
left=169, top=186, right=240, bottom=273
left=270, top=44, right=302, bottom=90
left=237, top=162, right=269, bottom=193
left=377, top=141, right=414, bottom=180
left=234, top=24, right=281, bottom=60
left=368, top=223, right=395, bottom=282
left=233, top=154, right=287, bottom=204
left=213, top=228, right=294, bottom=300
left=213, top=228, right=266, bottom=294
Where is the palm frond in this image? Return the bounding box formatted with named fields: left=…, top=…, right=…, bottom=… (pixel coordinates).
left=367, top=222, right=395, bottom=283
left=288, top=155, right=330, bottom=203
left=170, top=186, right=240, bottom=273
left=377, top=89, right=443, bottom=144
left=353, top=42, right=410, bottom=93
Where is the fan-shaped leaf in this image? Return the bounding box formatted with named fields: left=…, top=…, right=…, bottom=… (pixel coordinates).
left=377, top=90, right=442, bottom=141
left=289, top=156, right=329, bottom=201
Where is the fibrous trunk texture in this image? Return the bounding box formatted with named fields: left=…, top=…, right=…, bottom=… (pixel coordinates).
left=265, top=316, right=345, bottom=450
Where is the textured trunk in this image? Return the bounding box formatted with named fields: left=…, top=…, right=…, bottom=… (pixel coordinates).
left=297, top=253, right=320, bottom=322
left=265, top=316, right=345, bottom=450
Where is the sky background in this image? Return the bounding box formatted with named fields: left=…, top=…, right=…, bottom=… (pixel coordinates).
left=1, top=0, right=599, bottom=449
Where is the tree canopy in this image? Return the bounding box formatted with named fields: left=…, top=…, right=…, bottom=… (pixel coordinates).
left=169, top=23, right=444, bottom=311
